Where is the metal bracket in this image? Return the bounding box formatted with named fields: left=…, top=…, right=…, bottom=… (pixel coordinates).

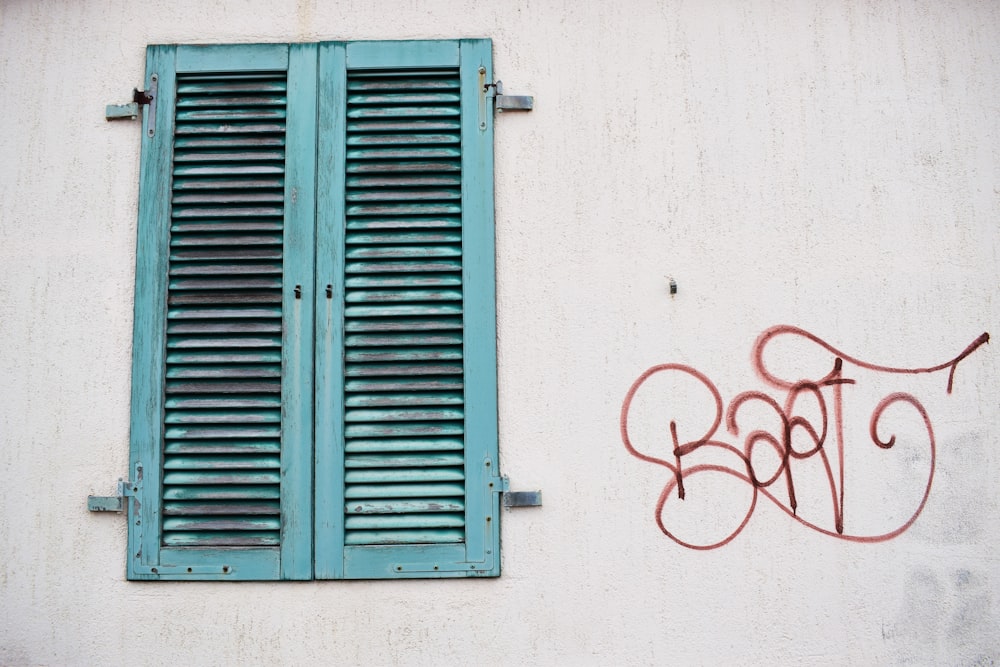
left=105, top=103, right=139, bottom=120
left=492, top=475, right=543, bottom=508
left=87, top=479, right=134, bottom=513
left=485, top=81, right=534, bottom=113
left=105, top=77, right=157, bottom=137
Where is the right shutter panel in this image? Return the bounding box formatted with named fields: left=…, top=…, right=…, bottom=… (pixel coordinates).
left=341, top=65, right=468, bottom=547
left=315, top=39, right=500, bottom=579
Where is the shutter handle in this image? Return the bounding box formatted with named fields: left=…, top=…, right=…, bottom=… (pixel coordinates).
left=294, top=285, right=302, bottom=299
left=326, top=284, right=333, bottom=299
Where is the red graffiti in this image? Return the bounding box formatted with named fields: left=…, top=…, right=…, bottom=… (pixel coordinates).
left=620, top=326, right=989, bottom=549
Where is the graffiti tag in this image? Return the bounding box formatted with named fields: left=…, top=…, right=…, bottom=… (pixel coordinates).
left=620, top=325, right=989, bottom=549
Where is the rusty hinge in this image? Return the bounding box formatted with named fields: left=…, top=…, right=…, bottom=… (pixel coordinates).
left=485, top=81, right=534, bottom=113
left=87, top=478, right=135, bottom=513
left=105, top=75, right=158, bottom=137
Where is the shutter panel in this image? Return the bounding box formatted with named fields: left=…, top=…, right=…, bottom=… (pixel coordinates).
left=129, top=44, right=315, bottom=580
left=314, top=39, right=500, bottom=578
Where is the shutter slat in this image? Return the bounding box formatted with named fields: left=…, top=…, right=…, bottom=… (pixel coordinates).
left=347, top=92, right=461, bottom=105
left=166, top=380, right=282, bottom=394
left=174, top=138, right=286, bottom=151
left=344, top=348, right=463, bottom=363
left=346, top=133, right=460, bottom=146
left=169, top=278, right=283, bottom=290
left=165, top=410, right=281, bottom=424
left=167, top=335, right=280, bottom=347
left=345, top=407, right=464, bottom=423
left=344, top=530, right=464, bottom=545
left=166, top=351, right=282, bottom=364
left=345, top=332, right=463, bottom=346
left=344, top=377, right=463, bottom=392
left=177, top=109, right=287, bottom=121
left=176, top=95, right=287, bottom=108
left=345, top=452, right=465, bottom=467
left=344, top=422, right=464, bottom=438
left=177, top=80, right=288, bottom=94
left=344, top=274, right=461, bottom=289
left=163, top=470, right=282, bottom=485
left=345, top=468, right=464, bottom=484
left=346, top=499, right=464, bottom=514
left=165, top=439, right=281, bottom=454
left=163, top=485, right=280, bottom=500
left=169, top=261, right=282, bottom=274
left=346, top=231, right=462, bottom=245
left=173, top=176, right=284, bottom=190
left=165, top=395, right=281, bottom=408
left=175, top=122, right=287, bottom=135
left=164, top=500, right=280, bottom=515
left=164, top=424, right=281, bottom=439
left=344, top=362, right=463, bottom=376
left=347, top=160, right=461, bottom=174
left=348, top=238, right=462, bottom=253
left=174, top=164, right=284, bottom=176
left=344, top=482, right=464, bottom=499
left=347, top=107, right=460, bottom=119
left=344, top=391, right=463, bottom=407
left=345, top=304, right=462, bottom=318
left=164, top=455, right=281, bottom=469
left=171, top=232, right=283, bottom=244
left=163, top=531, right=279, bottom=547
left=347, top=119, right=461, bottom=133
left=346, top=175, right=460, bottom=188
left=345, top=513, right=464, bottom=529
left=173, top=193, right=285, bottom=205
left=345, top=437, right=464, bottom=452
left=172, top=206, right=284, bottom=218
left=348, top=78, right=458, bottom=91
left=345, top=259, right=462, bottom=274
left=346, top=188, right=461, bottom=202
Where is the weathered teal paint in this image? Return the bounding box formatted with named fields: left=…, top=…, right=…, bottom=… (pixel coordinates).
left=312, top=40, right=348, bottom=580
left=457, top=38, right=500, bottom=577
left=280, top=42, right=319, bottom=580
left=129, top=39, right=499, bottom=581
left=129, top=44, right=176, bottom=581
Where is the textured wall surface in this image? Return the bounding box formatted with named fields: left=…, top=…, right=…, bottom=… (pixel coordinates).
left=1, top=1, right=998, bottom=664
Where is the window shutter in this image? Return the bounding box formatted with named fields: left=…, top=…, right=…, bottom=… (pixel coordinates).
left=129, top=44, right=315, bottom=580
left=129, top=39, right=498, bottom=581
left=314, top=39, right=500, bottom=578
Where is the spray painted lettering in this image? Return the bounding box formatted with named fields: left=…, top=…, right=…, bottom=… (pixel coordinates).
left=620, top=325, right=989, bottom=549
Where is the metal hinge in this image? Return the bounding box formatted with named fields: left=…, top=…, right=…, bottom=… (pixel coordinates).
left=492, top=475, right=543, bottom=508
left=87, top=478, right=135, bottom=513
left=106, top=75, right=158, bottom=137
left=485, top=81, right=534, bottom=113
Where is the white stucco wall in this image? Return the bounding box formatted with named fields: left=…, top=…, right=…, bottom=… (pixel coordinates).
left=1, top=1, right=998, bottom=664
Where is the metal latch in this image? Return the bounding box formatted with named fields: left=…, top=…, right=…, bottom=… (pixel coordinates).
left=106, top=76, right=158, bottom=137
left=485, top=81, right=534, bottom=113
left=493, top=475, right=543, bottom=508
left=87, top=479, right=135, bottom=513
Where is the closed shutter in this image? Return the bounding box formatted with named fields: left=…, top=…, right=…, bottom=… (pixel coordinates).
left=314, top=39, right=500, bottom=579
left=129, top=39, right=498, bottom=581
left=129, top=44, right=315, bottom=580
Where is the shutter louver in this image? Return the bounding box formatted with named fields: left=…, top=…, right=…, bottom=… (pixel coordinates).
left=162, top=71, right=287, bottom=548
left=340, top=68, right=469, bottom=547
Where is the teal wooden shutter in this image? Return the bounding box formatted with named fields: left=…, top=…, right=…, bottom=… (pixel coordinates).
left=314, top=39, right=501, bottom=579
left=129, top=44, right=316, bottom=580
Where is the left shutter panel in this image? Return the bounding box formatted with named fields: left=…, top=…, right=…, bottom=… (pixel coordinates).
left=129, top=44, right=317, bottom=580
